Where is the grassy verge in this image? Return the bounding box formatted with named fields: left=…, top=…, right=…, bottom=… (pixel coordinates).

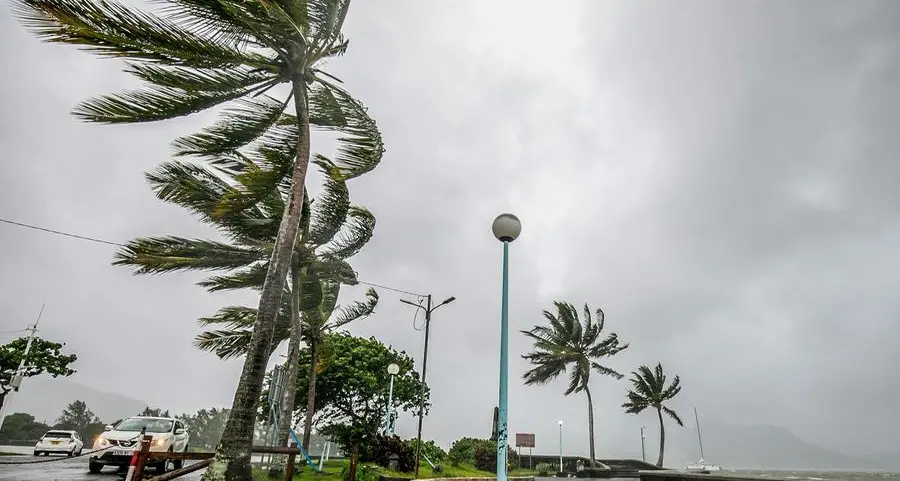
left=251, top=458, right=536, bottom=481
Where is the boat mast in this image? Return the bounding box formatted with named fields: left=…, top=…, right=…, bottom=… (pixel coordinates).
left=694, top=407, right=705, bottom=461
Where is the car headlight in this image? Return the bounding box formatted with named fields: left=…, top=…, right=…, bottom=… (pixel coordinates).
left=96, top=437, right=110, bottom=447
left=155, top=437, right=169, bottom=446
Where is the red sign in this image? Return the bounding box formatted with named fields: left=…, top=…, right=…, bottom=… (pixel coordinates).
left=515, top=433, right=535, bottom=448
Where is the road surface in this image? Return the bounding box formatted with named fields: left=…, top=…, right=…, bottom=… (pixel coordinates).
left=0, top=446, right=204, bottom=481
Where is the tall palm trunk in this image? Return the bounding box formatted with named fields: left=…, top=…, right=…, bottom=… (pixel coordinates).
left=656, top=407, right=665, bottom=467
left=270, top=266, right=305, bottom=476
left=203, top=70, right=312, bottom=481
left=301, top=335, right=319, bottom=450
left=585, top=386, right=597, bottom=467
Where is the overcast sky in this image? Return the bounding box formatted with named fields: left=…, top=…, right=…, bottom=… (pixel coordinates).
left=2, top=0, right=900, bottom=461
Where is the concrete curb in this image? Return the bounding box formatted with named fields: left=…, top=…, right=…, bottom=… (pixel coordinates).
left=412, top=477, right=535, bottom=481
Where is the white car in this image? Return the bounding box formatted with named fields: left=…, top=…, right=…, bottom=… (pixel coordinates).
left=34, top=430, right=84, bottom=456
left=89, top=416, right=189, bottom=474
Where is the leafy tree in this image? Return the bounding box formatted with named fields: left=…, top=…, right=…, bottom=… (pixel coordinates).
left=12, top=0, right=383, bottom=479
left=521, top=302, right=628, bottom=466
left=0, top=337, right=77, bottom=408
left=293, top=333, right=427, bottom=481
left=180, top=408, right=230, bottom=450
left=0, top=413, right=50, bottom=444
left=139, top=406, right=172, bottom=417
left=55, top=400, right=103, bottom=441
left=622, top=363, right=684, bottom=467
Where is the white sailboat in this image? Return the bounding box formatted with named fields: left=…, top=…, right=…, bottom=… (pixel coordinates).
left=685, top=407, right=722, bottom=473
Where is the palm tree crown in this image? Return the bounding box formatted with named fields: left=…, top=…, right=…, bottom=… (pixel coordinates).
left=522, top=302, right=628, bottom=392
left=622, top=363, right=683, bottom=422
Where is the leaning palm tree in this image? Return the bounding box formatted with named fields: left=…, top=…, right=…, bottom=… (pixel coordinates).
left=622, top=363, right=683, bottom=467
left=114, top=148, right=377, bottom=460
left=13, top=1, right=379, bottom=478
left=522, top=302, right=629, bottom=466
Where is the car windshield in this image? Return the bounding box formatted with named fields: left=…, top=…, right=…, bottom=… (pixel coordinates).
left=43, top=431, right=72, bottom=439
left=114, top=418, right=173, bottom=433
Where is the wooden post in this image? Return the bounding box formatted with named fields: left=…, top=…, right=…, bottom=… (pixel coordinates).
left=133, top=435, right=153, bottom=480
left=284, top=442, right=298, bottom=481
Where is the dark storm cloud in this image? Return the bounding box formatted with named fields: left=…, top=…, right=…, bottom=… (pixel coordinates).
left=2, top=0, right=899, bottom=464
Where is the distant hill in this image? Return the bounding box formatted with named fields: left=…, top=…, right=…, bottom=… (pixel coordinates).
left=661, top=420, right=883, bottom=471
left=4, top=377, right=147, bottom=425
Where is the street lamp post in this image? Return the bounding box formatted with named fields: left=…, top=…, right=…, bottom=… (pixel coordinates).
left=492, top=213, right=522, bottom=481
left=640, top=426, right=646, bottom=462
left=383, top=363, right=400, bottom=435
left=401, top=295, right=456, bottom=478
left=558, top=420, right=564, bottom=474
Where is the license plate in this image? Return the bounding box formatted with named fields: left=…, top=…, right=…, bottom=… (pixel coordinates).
left=112, top=450, right=133, bottom=456
left=51, top=441, right=60, bottom=445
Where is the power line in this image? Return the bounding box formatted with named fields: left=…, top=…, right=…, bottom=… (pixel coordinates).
left=0, top=218, right=122, bottom=246
left=355, top=280, right=425, bottom=298
left=0, top=216, right=425, bottom=297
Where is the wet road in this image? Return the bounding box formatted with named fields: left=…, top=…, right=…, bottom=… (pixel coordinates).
left=0, top=448, right=204, bottom=481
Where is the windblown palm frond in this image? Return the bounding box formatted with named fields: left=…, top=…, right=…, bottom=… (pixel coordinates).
left=194, top=302, right=291, bottom=360
left=622, top=363, right=683, bottom=422
left=522, top=302, right=628, bottom=395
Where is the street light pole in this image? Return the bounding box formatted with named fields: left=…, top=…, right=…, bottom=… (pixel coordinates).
left=401, top=295, right=456, bottom=478
left=492, top=213, right=522, bottom=481
left=384, top=364, right=399, bottom=435
left=558, top=420, right=564, bottom=474
left=640, top=426, right=646, bottom=462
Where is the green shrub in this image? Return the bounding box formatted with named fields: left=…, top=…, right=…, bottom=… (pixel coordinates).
left=342, top=464, right=379, bottom=481
left=406, top=438, right=447, bottom=464
left=535, top=463, right=553, bottom=476
left=473, top=442, right=518, bottom=473
left=359, top=434, right=415, bottom=473
left=448, top=437, right=492, bottom=466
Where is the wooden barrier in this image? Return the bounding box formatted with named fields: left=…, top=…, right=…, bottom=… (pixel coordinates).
left=135, top=442, right=308, bottom=481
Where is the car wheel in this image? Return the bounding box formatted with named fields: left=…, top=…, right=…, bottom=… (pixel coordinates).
left=33, top=451, right=38, bottom=457
left=88, top=459, right=103, bottom=473
left=77, top=448, right=83, bottom=456
left=173, top=444, right=186, bottom=470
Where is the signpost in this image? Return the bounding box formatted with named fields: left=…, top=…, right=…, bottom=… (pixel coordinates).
left=515, top=433, right=535, bottom=469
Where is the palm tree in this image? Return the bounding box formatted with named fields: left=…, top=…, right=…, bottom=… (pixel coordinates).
left=622, top=363, right=684, bottom=467
left=114, top=150, right=377, bottom=457
left=13, top=1, right=380, bottom=478
left=521, top=302, right=629, bottom=466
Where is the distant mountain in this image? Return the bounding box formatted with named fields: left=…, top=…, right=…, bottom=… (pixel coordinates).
left=4, top=377, right=147, bottom=425
left=662, top=420, right=884, bottom=471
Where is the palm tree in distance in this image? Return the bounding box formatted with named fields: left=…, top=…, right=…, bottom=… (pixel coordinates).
left=522, top=302, right=629, bottom=466
left=622, top=363, right=684, bottom=467
left=13, top=1, right=379, bottom=479
left=14, top=1, right=382, bottom=477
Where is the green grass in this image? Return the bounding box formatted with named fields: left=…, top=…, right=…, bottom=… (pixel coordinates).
left=251, top=458, right=536, bottom=481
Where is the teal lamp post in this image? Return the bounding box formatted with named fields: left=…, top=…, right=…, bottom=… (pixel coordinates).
left=383, top=363, right=400, bottom=435
left=492, top=213, right=522, bottom=481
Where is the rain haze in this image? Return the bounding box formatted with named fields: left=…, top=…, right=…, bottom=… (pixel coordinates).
left=2, top=0, right=900, bottom=468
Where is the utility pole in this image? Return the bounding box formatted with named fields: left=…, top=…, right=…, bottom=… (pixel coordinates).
left=401, top=295, right=456, bottom=479
left=0, top=304, right=44, bottom=432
